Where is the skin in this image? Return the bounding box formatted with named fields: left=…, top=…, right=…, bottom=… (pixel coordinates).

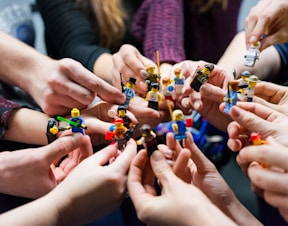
left=0, top=139, right=137, bottom=226
left=238, top=137, right=288, bottom=222
left=0, top=133, right=92, bottom=199
left=245, top=0, right=288, bottom=51
left=0, top=31, right=125, bottom=115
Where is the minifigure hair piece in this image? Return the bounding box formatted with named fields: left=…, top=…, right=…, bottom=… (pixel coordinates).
left=229, top=80, right=240, bottom=91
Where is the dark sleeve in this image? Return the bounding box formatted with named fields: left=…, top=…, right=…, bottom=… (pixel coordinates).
left=131, top=0, right=185, bottom=63
left=273, top=43, right=288, bottom=85
left=36, top=0, right=110, bottom=72
left=0, top=97, right=21, bottom=139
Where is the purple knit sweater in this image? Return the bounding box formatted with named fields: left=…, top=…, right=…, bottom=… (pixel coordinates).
left=132, top=0, right=242, bottom=64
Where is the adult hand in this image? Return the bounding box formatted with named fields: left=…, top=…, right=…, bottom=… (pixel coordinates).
left=0, top=133, right=92, bottom=199
left=112, top=44, right=157, bottom=96
left=29, top=58, right=125, bottom=115
left=222, top=102, right=288, bottom=152
left=238, top=137, right=288, bottom=221
left=128, top=148, right=236, bottom=226
left=245, top=0, right=288, bottom=51
left=180, top=60, right=233, bottom=131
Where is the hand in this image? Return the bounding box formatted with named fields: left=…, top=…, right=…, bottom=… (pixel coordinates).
left=112, top=44, right=156, bottom=96
left=158, top=132, right=261, bottom=225
left=245, top=0, right=288, bottom=51
left=51, top=139, right=137, bottom=225
left=222, top=102, right=288, bottom=152
left=180, top=60, right=233, bottom=131
left=128, top=149, right=236, bottom=226
left=0, top=133, right=92, bottom=199
left=238, top=137, right=288, bottom=221
left=29, top=58, right=125, bottom=115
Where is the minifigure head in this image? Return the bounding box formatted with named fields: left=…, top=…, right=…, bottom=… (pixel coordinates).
left=252, top=41, right=261, bottom=49
left=248, top=75, right=259, bottom=88
left=117, top=105, right=127, bottom=117
left=229, top=80, right=240, bottom=91
left=71, top=108, right=80, bottom=118
left=113, top=117, right=124, bottom=128
left=162, top=77, right=171, bottom=87
left=126, top=77, right=136, bottom=88
left=151, top=83, right=159, bottom=91
left=202, top=64, right=214, bottom=75
left=250, top=132, right=262, bottom=145
left=146, top=64, right=156, bottom=74
left=172, top=109, right=184, bottom=121
left=174, top=68, right=182, bottom=78
left=140, top=124, right=152, bottom=137
left=241, top=70, right=251, bottom=81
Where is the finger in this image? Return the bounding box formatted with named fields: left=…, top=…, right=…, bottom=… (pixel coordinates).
left=200, top=83, right=226, bottom=104
left=42, top=133, right=84, bottom=164
left=90, top=142, right=119, bottom=165
left=172, top=148, right=191, bottom=179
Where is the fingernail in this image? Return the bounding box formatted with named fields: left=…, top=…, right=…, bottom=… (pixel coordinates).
left=193, top=102, right=200, bottom=110
left=163, top=148, right=173, bottom=158
left=140, top=70, right=148, bottom=78
left=231, top=106, right=241, bottom=117
left=151, top=151, right=165, bottom=162
left=250, top=36, right=257, bottom=44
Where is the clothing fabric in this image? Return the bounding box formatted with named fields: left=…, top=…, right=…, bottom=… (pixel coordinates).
left=0, top=96, right=21, bottom=139
left=274, top=43, right=288, bottom=85
left=132, top=0, right=242, bottom=64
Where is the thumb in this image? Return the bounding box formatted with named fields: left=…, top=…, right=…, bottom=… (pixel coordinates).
left=150, top=151, right=175, bottom=186
left=42, top=133, right=84, bottom=164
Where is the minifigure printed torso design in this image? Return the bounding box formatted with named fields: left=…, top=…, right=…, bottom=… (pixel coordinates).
left=190, top=64, right=214, bottom=92
left=244, top=41, right=260, bottom=67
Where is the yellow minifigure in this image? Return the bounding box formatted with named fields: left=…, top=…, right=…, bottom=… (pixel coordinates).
left=145, top=83, right=162, bottom=111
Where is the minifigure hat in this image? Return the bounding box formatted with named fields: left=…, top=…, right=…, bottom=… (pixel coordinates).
left=241, top=71, right=251, bottom=77
left=205, top=64, right=214, bottom=71
left=128, top=77, right=136, bottom=84
left=248, top=75, right=260, bottom=82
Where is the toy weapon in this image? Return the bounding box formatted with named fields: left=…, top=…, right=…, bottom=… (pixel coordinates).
left=155, top=50, right=161, bottom=80
left=120, top=73, right=125, bottom=92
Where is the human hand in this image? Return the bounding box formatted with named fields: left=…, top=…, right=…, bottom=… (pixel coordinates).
left=29, top=58, right=125, bottom=115
left=238, top=136, right=288, bottom=221
left=0, top=133, right=92, bottom=199
left=128, top=148, right=236, bottom=226
left=51, top=139, right=137, bottom=225
left=180, top=60, right=233, bottom=131
left=245, top=0, right=288, bottom=51
left=222, top=102, right=288, bottom=152
left=112, top=44, right=157, bottom=96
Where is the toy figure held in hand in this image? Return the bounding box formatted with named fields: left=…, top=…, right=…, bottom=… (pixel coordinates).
left=244, top=41, right=260, bottom=67
left=246, top=75, right=260, bottom=102
left=145, top=83, right=162, bottom=110
left=121, top=76, right=136, bottom=108
left=190, top=64, right=214, bottom=92
left=137, top=124, right=158, bottom=156
left=145, top=64, right=160, bottom=91
left=223, top=80, right=240, bottom=114
left=237, top=70, right=250, bottom=101
left=173, top=67, right=184, bottom=96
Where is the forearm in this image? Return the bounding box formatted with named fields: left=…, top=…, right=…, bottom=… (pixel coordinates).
left=4, top=108, right=49, bottom=145
left=217, top=31, right=281, bottom=81
left=93, top=53, right=114, bottom=84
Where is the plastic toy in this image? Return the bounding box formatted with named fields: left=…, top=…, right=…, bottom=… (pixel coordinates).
left=223, top=80, right=240, bottom=114
left=145, top=64, right=160, bottom=91
left=246, top=75, right=260, bottom=102
left=173, top=67, right=184, bottom=95
left=161, top=76, right=175, bottom=104
left=190, top=64, right=214, bottom=92
left=169, top=109, right=193, bottom=141
left=46, top=118, right=68, bottom=144
left=121, top=77, right=136, bottom=108
left=137, top=124, right=158, bottom=156
left=250, top=132, right=269, bottom=168
left=108, top=105, right=136, bottom=130
left=237, top=70, right=251, bottom=101
left=244, top=41, right=260, bottom=67
left=145, top=83, right=162, bottom=110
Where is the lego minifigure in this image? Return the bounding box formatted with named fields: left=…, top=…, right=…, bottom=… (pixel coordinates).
left=173, top=67, right=184, bottom=95
left=106, top=117, right=131, bottom=150
left=122, top=77, right=136, bottom=108
left=145, top=83, right=162, bottom=111
left=69, top=108, right=87, bottom=135
left=246, top=75, right=260, bottom=102
left=223, top=80, right=240, bottom=114
left=190, top=64, right=214, bottom=92
left=145, top=64, right=160, bottom=91
left=137, top=124, right=158, bottom=156
left=250, top=132, right=269, bottom=168
left=169, top=109, right=193, bottom=141
left=46, top=118, right=71, bottom=143
left=161, top=76, right=175, bottom=104
left=237, top=70, right=251, bottom=101
left=244, top=41, right=260, bottom=67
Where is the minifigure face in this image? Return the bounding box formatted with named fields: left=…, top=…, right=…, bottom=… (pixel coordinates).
left=202, top=67, right=211, bottom=75
left=71, top=108, right=80, bottom=118
left=151, top=87, right=158, bottom=92
left=173, top=109, right=184, bottom=121
left=126, top=82, right=135, bottom=89
left=249, top=81, right=257, bottom=88
left=147, top=65, right=155, bottom=74
left=175, top=113, right=183, bottom=121
left=118, top=109, right=126, bottom=117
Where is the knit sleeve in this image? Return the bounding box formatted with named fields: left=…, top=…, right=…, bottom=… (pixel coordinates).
left=0, top=97, right=21, bottom=139
left=273, top=43, right=288, bottom=85
left=36, top=0, right=110, bottom=72
left=131, top=0, right=185, bottom=63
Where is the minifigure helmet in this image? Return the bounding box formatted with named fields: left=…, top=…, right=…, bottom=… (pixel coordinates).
left=241, top=71, right=251, bottom=77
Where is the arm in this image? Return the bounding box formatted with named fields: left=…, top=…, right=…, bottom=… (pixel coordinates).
left=36, top=0, right=113, bottom=83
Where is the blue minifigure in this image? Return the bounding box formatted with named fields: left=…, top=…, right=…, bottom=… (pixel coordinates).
left=169, top=109, right=192, bottom=141
left=224, top=80, right=240, bottom=114
left=122, top=77, right=136, bottom=108
left=69, top=108, right=86, bottom=135
left=173, top=67, right=184, bottom=96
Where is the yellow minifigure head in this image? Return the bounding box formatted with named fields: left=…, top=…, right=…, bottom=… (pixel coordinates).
left=172, top=109, right=184, bottom=121
left=202, top=64, right=214, bottom=75
left=241, top=70, right=251, bottom=81
left=151, top=83, right=159, bottom=92
left=248, top=75, right=260, bottom=88
left=117, top=105, right=127, bottom=117
left=126, top=77, right=136, bottom=88
left=174, top=68, right=182, bottom=78
left=147, top=64, right=156, bottom=74
left=71, top=108, right=80, bottom=118
left=162, top=77, right=172, bottom=87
